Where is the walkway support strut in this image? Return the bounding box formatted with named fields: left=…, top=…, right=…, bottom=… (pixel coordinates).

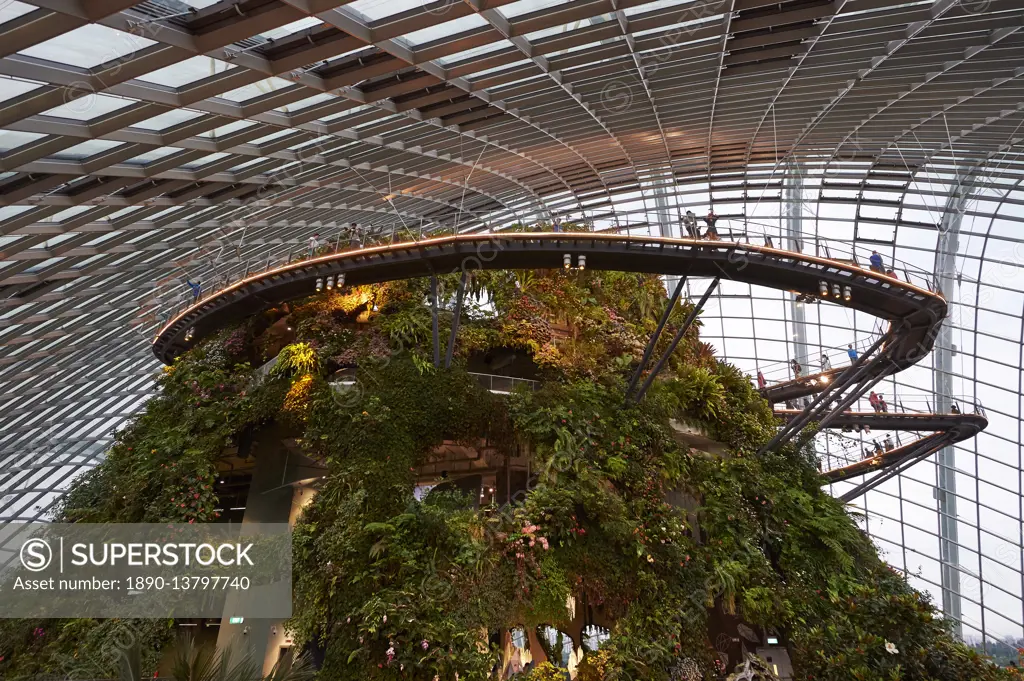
left=633, top=277, right=720, bottom=403
left=445, top=271, right=468, bottom=369
left=430, top=274, right=440, bottom=368
left=625, top=272, right=689, bottom=401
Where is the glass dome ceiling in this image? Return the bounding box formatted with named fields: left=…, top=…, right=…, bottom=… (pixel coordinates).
left=0, top=0, right=1022, bottom=654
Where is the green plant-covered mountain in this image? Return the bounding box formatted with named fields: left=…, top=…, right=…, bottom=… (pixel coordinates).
left=1, top=266, right=1013, bottom=681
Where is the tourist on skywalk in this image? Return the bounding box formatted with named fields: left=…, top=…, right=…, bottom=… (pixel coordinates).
left=869, top=391, right=880, bottom=412
left=684, top=211, right=700, bottom=238
left=186, top=278, right=201, bottom=302
left=884, top=435, right=894, bottom=452
left=704, top=210, right=720, bottom=240
left=869, top=250, right=884, bottom=273
left=348, top=223, right=361, bottom=249
left=847, top=343, right=858, bottom=362
left=951, top=402, right=961, bottom=414
left=757, top=370, right=767, bottom=390
left=885, top=268, right=897, bottom=279
left=764, top=234, right=774, bottom=248
left=705, top=209, right=718, bottom=230
left=790, top=358, right=802, bottom=379
left=308, top=232, right=321, bottom=258
left=877, top=393, right=888, bottom=413
left=820, top=353, right=831, bottom=372
left=553, top=218, right=562, bottom=233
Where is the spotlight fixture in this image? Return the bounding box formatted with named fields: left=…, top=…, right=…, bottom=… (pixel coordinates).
left=832, top=283, right=841, bottom=299
left=577, top=254, right=586, bottom=270
left=326, top=275, right=334, bottom=290
left=338, top=273, right=345, bottom=287
left=843, top=285, right=851, bottom=301
left=563, top=253, right=572, bottom=269
left=316, top=277, right=323, bottom=291
left=819, top=281, right=829, bottom=297
left=184, top=327, right=194, bottom=342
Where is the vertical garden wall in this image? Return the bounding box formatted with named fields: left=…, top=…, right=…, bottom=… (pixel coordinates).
left=0, top=267, right=1013, bottom=681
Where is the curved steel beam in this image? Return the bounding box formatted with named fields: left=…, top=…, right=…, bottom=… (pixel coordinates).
left=152, top=233, right=947, bottom=365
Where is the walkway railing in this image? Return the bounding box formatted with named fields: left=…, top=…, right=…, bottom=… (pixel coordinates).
left=468, top=372, right=539, bottom=394
left=157, top=223, right=939, bottom=332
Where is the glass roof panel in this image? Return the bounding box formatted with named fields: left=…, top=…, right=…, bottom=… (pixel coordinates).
left=181, top=152, right=229, bottom=169
left=124, top=146, right=182, bottom=164
left=136, top=56, right=236, bottom=88
left=199, top=120, right=257, bottom=137
left=400, top=14, right=488, bottom=47
left=41, top=94, right=138, bottom=121
left=259, top=16, right=322, bottom=41
left=623, top=0, right=694, bottom=16
left=218, top=77, right=293, bottom=103
left=0, top=75, right=44, bottom=104
left=279, top=92, right=336, bottom=112
left=348, top=0, right=425, bottom=21
left=47, top=206, right=92, bottom=222
left=19, top=25, right=156, bottom=68
left=0, top=1, right=37, bottom=25
left=435, top=40, right=515, bottom=65
left=131, top=109, right=204, bottom=131
left=50, top=140, right=124, bottom=160
left=0, top=130, right=45, bottom=151
left=498, top=0, right=568, bottom=19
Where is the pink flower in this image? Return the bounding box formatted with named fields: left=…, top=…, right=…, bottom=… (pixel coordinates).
left=538, top=537, right=549, bottom=550
left=421, top=640, right=429, bottom=650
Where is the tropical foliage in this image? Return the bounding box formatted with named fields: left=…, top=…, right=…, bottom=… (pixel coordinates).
left=0, top=265, right=1014, bottom=681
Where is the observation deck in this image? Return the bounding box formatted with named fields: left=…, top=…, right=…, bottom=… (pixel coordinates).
left=153, top=232, right=946, bottom=367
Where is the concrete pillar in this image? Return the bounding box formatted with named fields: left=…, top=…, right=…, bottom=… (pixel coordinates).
left=216, top=428, right=324, bottom=672
left=784, top=163, right=811, bottom=383
left=931, top=184, right=971, bottom=637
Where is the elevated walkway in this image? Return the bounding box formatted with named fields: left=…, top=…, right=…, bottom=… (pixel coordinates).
left=153, top=233, right=946, bottom=367
left=773, top=407, right=987, bottom=498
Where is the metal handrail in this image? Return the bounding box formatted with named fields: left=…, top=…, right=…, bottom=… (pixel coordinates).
left=467, top=372, right=539, bottom=394
left=164, top=223, right=938, bottom=321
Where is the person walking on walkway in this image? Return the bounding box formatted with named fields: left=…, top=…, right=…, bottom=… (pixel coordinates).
left=186, top=278, right=201, bottom=302
left=308, top=232, right=321, bottom=258
left=757, top=370, right=766, bottom=390
left=869, top=250, right=884, bottom=273
left=884, top=435, right=894, bottom=452
left=951, top=402, right=961, bottom=414
left=820, top=353, right=831, bottom=373
left=869, top=391, right=880, bottom=412
left=348, top=223, right=361, bottom=249
left=790, top=358, right=802, bottom=379
left=764, top=234, right=774, bottom=248
left=877, top=393, right=888, bottom=413
left=704, top=210, right=720, bottom=240
left=847, top=343, right=858, bottom=362
left=684, top=211, right=700, bottom=238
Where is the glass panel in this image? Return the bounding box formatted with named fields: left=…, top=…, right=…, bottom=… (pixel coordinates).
left=0, top=76, right=44, bottom=104
left=41, top=94, right=137, bottom=121
left=0, top=130, right=45, bottom=151
left=137, top=56, right=236, bottom=88
left=131, top=109, right=204, bottom=131
left=0, top=1, right=37, bottom=25
left=218, top=77, right=293, bottom=103
left=19, top=25, right=156, bottom=68
left=50, top=140, right=124, bottom=160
